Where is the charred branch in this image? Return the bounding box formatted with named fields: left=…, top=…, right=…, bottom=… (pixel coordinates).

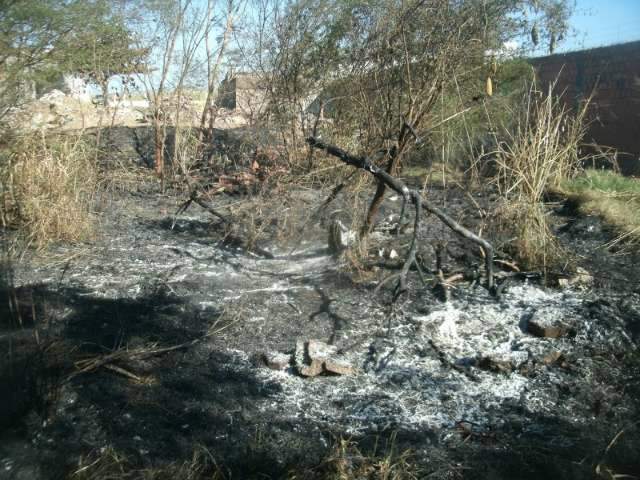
left=188, top=190, right=229, bottom=223
left=306, top=136, right=495, bottom=291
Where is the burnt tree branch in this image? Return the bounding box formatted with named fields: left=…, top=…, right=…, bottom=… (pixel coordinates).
left=307, top=136, right=494, bottom=291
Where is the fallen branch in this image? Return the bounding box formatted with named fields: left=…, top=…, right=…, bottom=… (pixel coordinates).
left=307, top=136, right=494, bottom=291
left=68, top=317, right=239, bottom=382
left=69, top=339, right=200, bottom=381
left=176, top=189, right=229, bottom=225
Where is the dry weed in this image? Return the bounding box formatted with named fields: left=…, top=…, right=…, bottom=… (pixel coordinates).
left=489, top=79, right=590, bottom=270
left=1, top=131, right=97, bottom=248
left=298, top=436, right=420, bottom=480
left=491, top=201, right=563, bottom=271
left=72, top=445, right=226, bottom=480
left=492, top=80, right=589, bottom=199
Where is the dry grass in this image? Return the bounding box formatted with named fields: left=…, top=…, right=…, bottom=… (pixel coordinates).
left=491, top=201, right=564, bottom=271
left=70, top=437, right=419, bottom=480
left=1, top=131, right=97, bottom=248
left=492, top=80, right=590, bottom=198
left=312, top=437, right=419, bottom=480
left=72, top=446, right=226, bottom=480
left=489, top=80, right=590, bottom=270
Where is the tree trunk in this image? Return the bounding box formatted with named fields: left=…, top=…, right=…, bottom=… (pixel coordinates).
left=153, top=112, right=164, bottom=182
left=199, top=0, right=234, bottom=144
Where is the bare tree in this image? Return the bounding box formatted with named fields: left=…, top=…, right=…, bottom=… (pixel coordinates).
left=198, top=0, right=239, bottom=142
left=259, top=0, right=572, bottom=233
left=134, top=0, right=191, bottom=187
left=169, top=2, right=210, bottom=176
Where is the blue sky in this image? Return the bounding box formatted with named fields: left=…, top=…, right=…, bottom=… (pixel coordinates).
left=558, top=0, right=640, bottom=53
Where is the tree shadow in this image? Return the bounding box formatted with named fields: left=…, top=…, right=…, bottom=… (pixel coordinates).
left=0, top=282, right=337, bottom=479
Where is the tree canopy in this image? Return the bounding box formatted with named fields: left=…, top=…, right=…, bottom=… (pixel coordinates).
left=0, top=0, right=148, bottom=116
left=259, top=0, right=572, bottom=154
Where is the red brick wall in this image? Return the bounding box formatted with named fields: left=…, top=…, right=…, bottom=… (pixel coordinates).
left=531, top=41, right=640, bottom=176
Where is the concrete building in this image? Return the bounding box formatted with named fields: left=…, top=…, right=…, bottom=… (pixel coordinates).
left=216, top=72, right=267, bottom=118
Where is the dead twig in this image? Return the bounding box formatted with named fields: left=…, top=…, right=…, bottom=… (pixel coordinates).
left=494, top=259, right=520, bottom=272
left=103, top=364, right=154, bottom=385
left=595, top=423, right=640, bottom=480
left=68, top=318, right=238, bottom=382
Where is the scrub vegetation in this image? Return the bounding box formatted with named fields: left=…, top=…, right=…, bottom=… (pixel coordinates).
left=1, top=0, right=639, bottom=479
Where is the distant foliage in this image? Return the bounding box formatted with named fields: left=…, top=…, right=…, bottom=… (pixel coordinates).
left=0, top=0, right=147, bottom=120
left=252, top=0, right=572, bottom=169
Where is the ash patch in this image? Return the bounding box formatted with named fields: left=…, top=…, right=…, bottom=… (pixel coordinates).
left=249, top=283, right=626, bottom=435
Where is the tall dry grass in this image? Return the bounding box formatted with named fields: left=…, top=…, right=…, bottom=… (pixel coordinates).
left=493, top=80, right=589, bottom=199
left=1, top=131, right=97, bottom=248
left=490, top=80, right=590, bottom=270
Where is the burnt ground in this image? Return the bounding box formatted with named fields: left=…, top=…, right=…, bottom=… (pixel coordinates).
left=1, top=176, right=640, bottom=480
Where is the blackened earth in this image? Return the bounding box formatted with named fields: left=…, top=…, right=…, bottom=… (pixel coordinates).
left=1, top=179, right=639, bottom=479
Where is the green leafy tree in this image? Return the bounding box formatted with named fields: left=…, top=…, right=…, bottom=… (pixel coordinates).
left=0, top=0, right=147, bottom=119
left=59, top=15, right=149, bottom=104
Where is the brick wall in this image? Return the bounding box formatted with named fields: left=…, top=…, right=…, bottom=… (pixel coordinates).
left=531, top=41, right=640, bottom=176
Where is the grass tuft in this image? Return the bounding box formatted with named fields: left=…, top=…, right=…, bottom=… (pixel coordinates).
left=290, top=436, right=420, bottom=480
left=321, top=437, right=418, bottom=480
left=72, top=445, right=226, bottom=480
left=489, top=79, right=590, bottom=271
left=492, top=201, right=564, bottom=272
left=562, top=169, right=640, bottom=197
left=1, top=132, right=97, bottom=248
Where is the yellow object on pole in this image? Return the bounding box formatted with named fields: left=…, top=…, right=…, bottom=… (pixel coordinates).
left=531, top=24, right=539, bottom=46
left=486, top=77, right=493, bottom=97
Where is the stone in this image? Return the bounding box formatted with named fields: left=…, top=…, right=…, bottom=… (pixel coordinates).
left=477, top=351, right=529, bottom=373
left=477, top=356, right=512, bottom=373
left=294, top=340, right=355, bottom=377
left=542, top=351, right=564, bottom=365
left=263, top=351, right=291, bottom=370
left=307, top=339, right=337, bottom=359
left=527, top=319, right=567, bottom=338
left=570, top=267, right=593, bottom=286
left=295, top=340, right=324, bottom=377
left=557, top=267, right=593, bottom=288
left=325, top=358, right=356, bottom=376
left=525, top=307, right=572, bottom=338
